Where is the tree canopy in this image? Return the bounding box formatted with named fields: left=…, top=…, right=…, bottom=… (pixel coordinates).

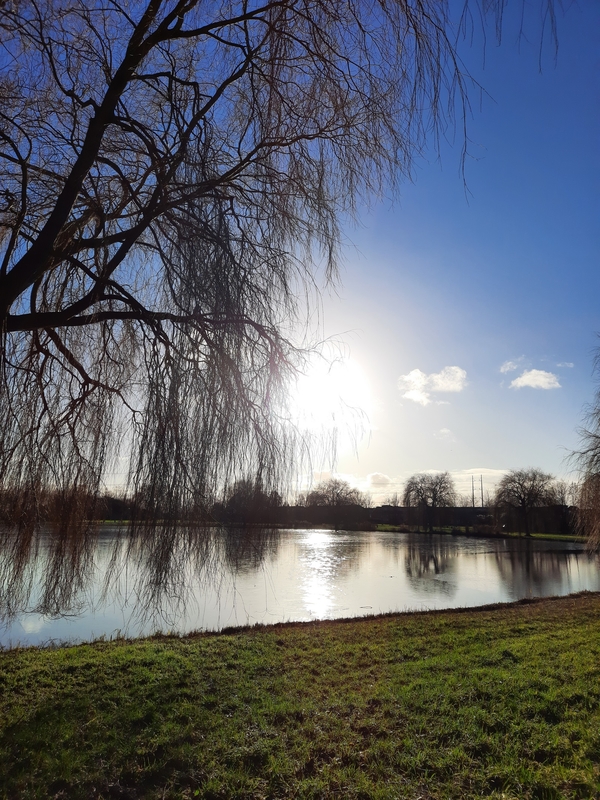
left=0, top=0, right=558, bottom=538
left=303, top=478, right=366, bottom=509
left=494, top=468, right=553, bottom=537
left=402, top=472, right=456, bottom=531
left=402, top=472, right=456, bottom=510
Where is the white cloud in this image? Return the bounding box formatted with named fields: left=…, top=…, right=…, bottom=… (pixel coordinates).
left=429, top=366, right=468, bottom=392
left=510, top=369, right=561, bottom=390
left=397, top=369, right=429, bottom=405
left=368, top=472, right=391, bottom=487
left=557, top=362, right=574, bottom=368
left=397, top=366, right=467, bottom=406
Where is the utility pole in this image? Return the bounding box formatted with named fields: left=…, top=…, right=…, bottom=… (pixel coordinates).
left=480, top=475, right=484, bottom=507
left=472, top=475, right=475, bottom=508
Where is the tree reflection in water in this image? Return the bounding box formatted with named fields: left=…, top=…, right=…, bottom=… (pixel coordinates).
left=0, top=524, right=96, bottom=621
left=220, top=528, right=282, bottom=574
left=105, top=527, right=290, bottom=628
left=491, top=538, right=584, bottom=599
left=403, top=534, right=458, bottom=597
left=0, top=525, right=285, bottom=628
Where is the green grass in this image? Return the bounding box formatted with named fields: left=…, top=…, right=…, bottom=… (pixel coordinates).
left=1, top=594, right=600, bottom=799
left=524, top=533, right=587, bottom=543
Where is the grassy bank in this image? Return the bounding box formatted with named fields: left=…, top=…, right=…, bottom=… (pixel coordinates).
left=1, top=594, right=599, bottom=799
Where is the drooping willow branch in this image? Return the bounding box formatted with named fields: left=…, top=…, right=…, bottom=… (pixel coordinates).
left=0, top=0, right=556, bottom=557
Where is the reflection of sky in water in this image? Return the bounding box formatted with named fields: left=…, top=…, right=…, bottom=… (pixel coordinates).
left=1, top=530, right=599, bottom=647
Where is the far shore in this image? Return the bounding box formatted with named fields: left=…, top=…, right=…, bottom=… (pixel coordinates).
left=96, top=519, right=587, bottom=544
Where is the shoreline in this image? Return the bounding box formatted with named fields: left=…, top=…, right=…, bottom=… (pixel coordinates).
left=96, top=520, right=588, bottom=544
left=4, top=590, right=599, bottom=653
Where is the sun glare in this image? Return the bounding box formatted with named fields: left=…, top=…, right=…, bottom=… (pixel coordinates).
left=289, top=356, right=373, bottom=455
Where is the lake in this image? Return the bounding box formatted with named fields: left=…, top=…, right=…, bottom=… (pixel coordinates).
left=1, top=528, right=598, bottom=648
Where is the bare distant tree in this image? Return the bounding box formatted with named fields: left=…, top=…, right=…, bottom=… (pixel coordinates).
left=495, top=468, right=553, bottom=537
left=0, top=0, right=559, bottom=543
left=219, top=478, right=281, bottom=525
left=457, top=493, right=473, bottom=508
left=545, top=479, right=578, bottom=538
left=304, top=478, right=365, bottom=509
left=302, top=477, right=366, bottom=530
left=402, top=472, right=456, bottom=532
left=547, top=480, right=578, bottom=508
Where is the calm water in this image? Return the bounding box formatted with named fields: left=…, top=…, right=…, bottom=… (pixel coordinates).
left=0, top=528, right=598, bottom=648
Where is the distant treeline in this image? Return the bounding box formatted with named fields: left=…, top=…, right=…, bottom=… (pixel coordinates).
left=90, top=496, right=579, bottom=536
left=370, top=503, right=576, bottom=537
left=0, top=476, right=579, bottom=537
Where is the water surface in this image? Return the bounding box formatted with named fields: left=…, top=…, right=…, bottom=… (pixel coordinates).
left=1, top=528, right=598, bottom=647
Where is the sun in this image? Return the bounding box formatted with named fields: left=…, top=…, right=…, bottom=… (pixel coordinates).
left=288, top=355, right=373, bottom=455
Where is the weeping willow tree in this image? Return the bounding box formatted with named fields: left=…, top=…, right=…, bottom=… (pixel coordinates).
left=0, top=0, right=557, bottom=550
left=576, top=353, right=600, bottom=550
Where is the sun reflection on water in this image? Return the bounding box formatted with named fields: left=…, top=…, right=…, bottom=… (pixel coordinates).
left=298, top=530, right=343, bottom=618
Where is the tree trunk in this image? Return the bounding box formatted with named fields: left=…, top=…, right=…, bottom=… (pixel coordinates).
left=523, top=507, right=531, bottom=537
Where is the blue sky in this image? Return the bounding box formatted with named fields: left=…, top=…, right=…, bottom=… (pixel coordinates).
left=303, top=0, right=600, bottom=501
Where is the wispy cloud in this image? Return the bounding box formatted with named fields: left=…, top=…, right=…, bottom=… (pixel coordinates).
left=557, top=362, right=574, bottom=368
left=397, top=366, right=467, bottom=406
left=434, top=427, right=455, bottom=442
left=500, top=357, right=525, bottom=373
left=450, top=468, right=508, bottom=496
left=510, top=369, right=561, bottom=390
